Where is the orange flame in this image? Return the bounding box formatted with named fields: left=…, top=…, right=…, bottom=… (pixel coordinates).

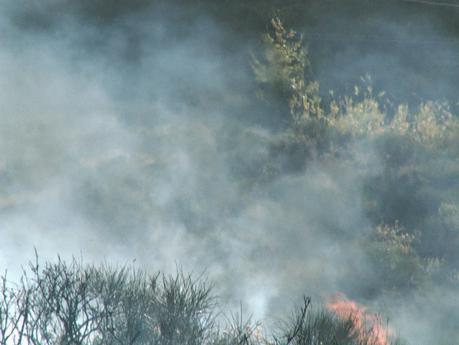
left=327, top=294, right=392, bottom=345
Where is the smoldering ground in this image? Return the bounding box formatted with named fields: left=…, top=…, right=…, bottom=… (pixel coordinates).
left=1, top=1, right=459, bottom=344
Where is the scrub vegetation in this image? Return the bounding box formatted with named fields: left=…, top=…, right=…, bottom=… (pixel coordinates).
left=0, top=257, right=399, bottom=345
left=2, top=2, right=459, bottom=344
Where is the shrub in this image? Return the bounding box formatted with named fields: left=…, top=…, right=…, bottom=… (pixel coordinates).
left=0, top=256, right=216, bottom=345
left=251, top=17, right=323, bottom=128
left=0, top=257, right=400, bottom=345
left=364, top=224, right=425, bottom=295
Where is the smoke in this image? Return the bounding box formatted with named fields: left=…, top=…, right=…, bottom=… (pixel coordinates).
left=1, top=1, right=459, bottom=344
left=0, top=0, right=260, bottom=289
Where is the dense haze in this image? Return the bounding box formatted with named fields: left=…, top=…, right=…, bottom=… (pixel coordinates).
left=2, top=1, right=459, bottom=344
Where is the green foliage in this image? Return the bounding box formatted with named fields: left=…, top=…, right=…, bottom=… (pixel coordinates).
left=364, top=223, right=425, bottom=294
left=250, top=17, right=459, bottom=310
left=252, top=18, right=459, bottom=148
left=252, top=18, right=323, bottom=127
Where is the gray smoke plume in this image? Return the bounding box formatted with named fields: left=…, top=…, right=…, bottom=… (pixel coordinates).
left=1, top=1, right=459, bottom=343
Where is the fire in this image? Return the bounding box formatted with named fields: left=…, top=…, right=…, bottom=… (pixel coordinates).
left=327, top=294, right=392, bottom=345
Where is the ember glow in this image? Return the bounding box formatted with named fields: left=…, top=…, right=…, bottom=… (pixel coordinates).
left=327, top=295, right=392, bottom=345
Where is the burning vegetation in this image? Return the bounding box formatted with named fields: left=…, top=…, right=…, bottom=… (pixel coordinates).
left=327, top=295, right=393, bottom=345
left=2, top=1, right=459, bottom=343
left=0, top=259, right=401, bottom=345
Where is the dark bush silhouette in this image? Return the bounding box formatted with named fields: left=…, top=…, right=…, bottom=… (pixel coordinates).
left=0, top=256, right=399, bottom=345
